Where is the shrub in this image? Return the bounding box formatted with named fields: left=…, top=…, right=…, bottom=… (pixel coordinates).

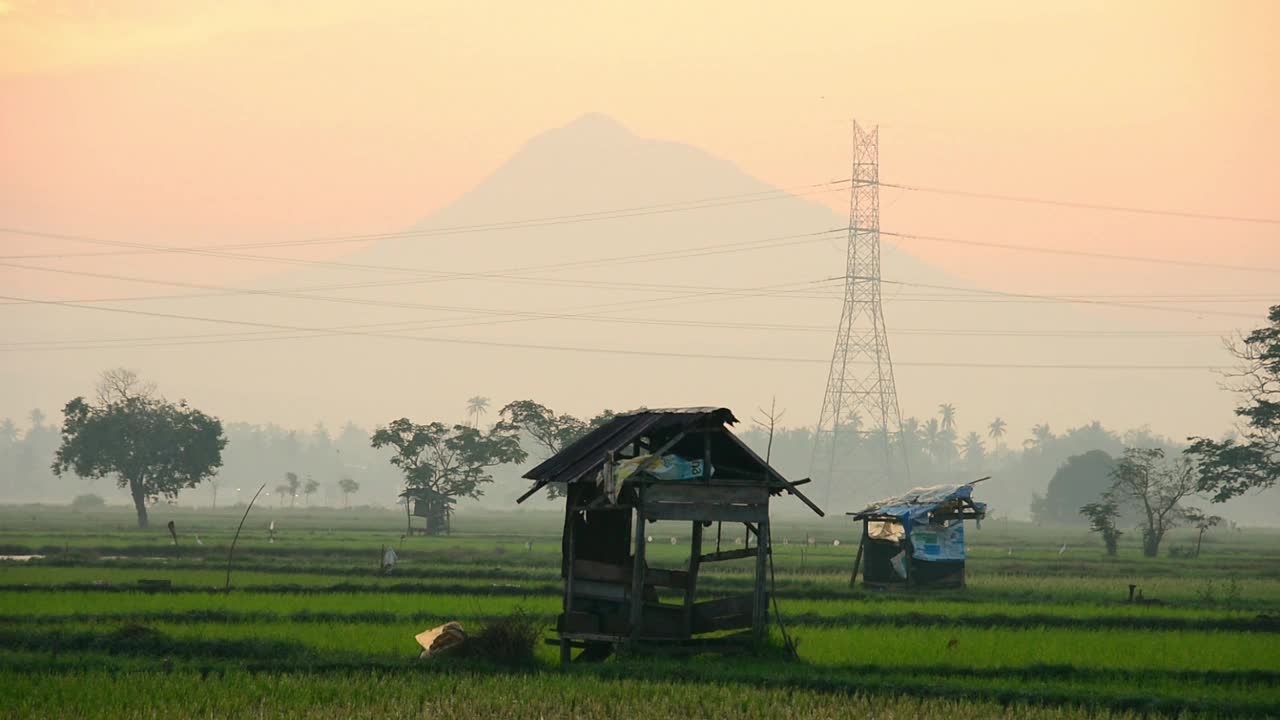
left=70, top=494, right=106, bottom=511
left=465, top=608, right=540, bottom=667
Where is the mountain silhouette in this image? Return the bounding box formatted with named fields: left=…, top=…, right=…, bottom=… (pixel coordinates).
left=2, top=113, right=1235, bottom=516
left=349, top=112, right=952, bottom=289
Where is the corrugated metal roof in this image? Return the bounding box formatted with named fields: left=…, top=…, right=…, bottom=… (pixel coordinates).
left=850, top=482, right=987, bottom=522
left=522, top=407, right=738, bottom=486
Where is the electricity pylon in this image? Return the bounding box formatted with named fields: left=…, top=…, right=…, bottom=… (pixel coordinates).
left=812, top=120, right=908, bottom=506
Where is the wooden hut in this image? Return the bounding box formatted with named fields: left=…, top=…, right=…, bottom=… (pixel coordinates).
left=400, top=487, right=455, bottom=536
left=516, top=407, right=822, bottom=663
left=847, top=480, right=987, bottom=589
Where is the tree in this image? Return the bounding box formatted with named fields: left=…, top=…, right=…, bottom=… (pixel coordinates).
left=303, top=476, right=320, bottom=506
left=900, top=417, right=922, bottom=460
left=0, top=418, right=17, bottom=445
left=1110, top=447, right=1200, bottom=558
left=1187, top=305, right=1280, bottom=502
left=1025, top=423, right=1054, bottom=450
left=51, top=371, right=226, bottom=528
left=466, top=396, right=491, bottom=429
left=274, top=483, right=290, bottom=507
left=338, top=476, right=359, bottom=508
left=962, top=432, right=985, bottom=471
left=1079, top=491, right=1124, bottom=556
left=498, top=400, right=589, bottom=457
left=285, top=471, right=301, bottom=508
left=499, top=401, right=616, bottom=498
left=923, top=418, right=942, bottom=463
left=987, top=417, right=1007, bottom=448
left=1033, top=450, right=1117, bottom=525
left=371, top=418, right=527, bottom=532
left=938, top=403, right=957, bottom=432
left=1181, top=508, right=1223, bottom=558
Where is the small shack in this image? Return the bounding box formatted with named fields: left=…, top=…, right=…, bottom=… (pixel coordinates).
left=847, top=480, right=987, bottom=589
left=516, top=407, right=822, bottom=663
left=400, top=487, right=455, bottom=536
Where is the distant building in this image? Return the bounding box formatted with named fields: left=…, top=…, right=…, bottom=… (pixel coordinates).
left=400, top=487, right=455, bottom=535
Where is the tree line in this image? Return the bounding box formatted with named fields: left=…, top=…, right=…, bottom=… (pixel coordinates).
left=5, top=306, right=1277, bottom=533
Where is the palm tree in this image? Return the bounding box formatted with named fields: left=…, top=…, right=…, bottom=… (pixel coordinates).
left=923, top=418, right=943, bottom=464
left=1025, top=423, right=1054, bottom=450
left=962, top=431, right=985, bottom=471
left=987, top=417, right=1007, bottom=443
left=466, top=396, right=490, bottom=428
left=0, top=419, right=17, bottom=445
left=938, top=403, right=957, bottom=433
left=898, top=417, right=922, bottom=465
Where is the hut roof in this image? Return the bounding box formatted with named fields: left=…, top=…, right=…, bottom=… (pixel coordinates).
left=848, top=481, right=987, bottom=529
left=518, top=406, right=821, bottom=515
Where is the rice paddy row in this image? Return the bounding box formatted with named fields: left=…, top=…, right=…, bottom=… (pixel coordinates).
left=4, top=506, right=1279, bottom=718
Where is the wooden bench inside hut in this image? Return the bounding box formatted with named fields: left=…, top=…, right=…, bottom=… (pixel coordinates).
left=516, top=407, right=823, bottom=663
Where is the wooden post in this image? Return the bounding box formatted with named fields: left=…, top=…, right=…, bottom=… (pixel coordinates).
left=629, top=486, right=648, bottom=644
left=849, top=522, right=867, bottom=588
left=683, top=520, right=703, bottom=637
left=904, top=536, right=914, bottom=589
left=752, top=518, right=770, bottom=644
left=561, top=505, right=578, bottom=665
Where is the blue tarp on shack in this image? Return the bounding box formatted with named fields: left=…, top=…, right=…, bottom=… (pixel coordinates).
left=855, top=483, right=987, bottom=562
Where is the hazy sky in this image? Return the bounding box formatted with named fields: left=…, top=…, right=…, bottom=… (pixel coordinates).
left=1, top=1, right=1277, bottom=441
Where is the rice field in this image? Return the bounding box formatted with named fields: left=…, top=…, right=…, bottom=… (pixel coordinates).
left=2, top=505, right=1278, bottom=718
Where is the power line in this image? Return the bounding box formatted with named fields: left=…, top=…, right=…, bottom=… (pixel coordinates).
left=0, top=179, right=853, bottom=260
left=3, top=252, right=1261, bottom=352
left=0, top=291, right=1226, bottom=371
left=873, top=180, right=1280, bottom=226
left=866, top=277, right=1262, bottom=319
left=879, top=229, right=1280, bottom=275
left=2, top=173, right=1274, bottom=267
left=0, top=312, right=1233, bottom=350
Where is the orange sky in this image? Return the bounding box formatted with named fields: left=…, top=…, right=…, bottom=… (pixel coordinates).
left=2, top=1, right=1276, bottom=289
left=1, top=0, right=1278, bottom=440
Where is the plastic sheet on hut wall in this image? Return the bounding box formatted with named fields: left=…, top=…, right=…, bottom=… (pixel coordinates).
left=909, top=520, right=966, bottom=561
left=613, top=454, right=709, bottom=484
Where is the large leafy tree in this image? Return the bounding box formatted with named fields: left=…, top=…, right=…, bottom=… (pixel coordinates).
left=371, top=418, right=527, bottom=528
left=1032, top=450, right=1117, bottom=525
left=51, top=370, right=226, bottom=528
left=1187, top=305, right=1280, bottom=502
left=498, top=400, right=615, bottom=499
left=1110, top=447, right=1199, bottom=557
left=498, top=400, right=590, bottom=457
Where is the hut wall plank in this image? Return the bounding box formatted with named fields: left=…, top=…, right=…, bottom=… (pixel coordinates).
left=644, top=484, right=769, bottom=505
left=645, top=503, right=767, bottom=523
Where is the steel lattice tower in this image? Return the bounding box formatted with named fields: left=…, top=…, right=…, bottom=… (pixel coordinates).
left=812, top=120, right=908, bottom=504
